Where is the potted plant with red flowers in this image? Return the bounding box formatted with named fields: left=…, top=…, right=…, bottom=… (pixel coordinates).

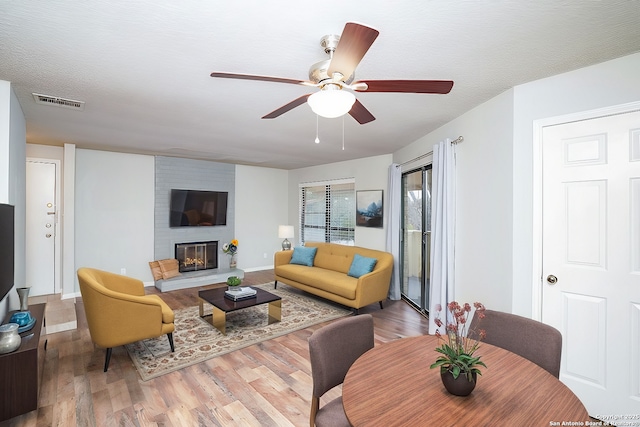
left=429, top=301, right=487, bottom=396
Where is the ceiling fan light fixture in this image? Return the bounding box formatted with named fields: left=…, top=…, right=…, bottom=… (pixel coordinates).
left=307, top=89, right=356, bottom=118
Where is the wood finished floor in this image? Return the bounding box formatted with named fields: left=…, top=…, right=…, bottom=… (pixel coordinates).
left=1, top=270, right=429, bottom=427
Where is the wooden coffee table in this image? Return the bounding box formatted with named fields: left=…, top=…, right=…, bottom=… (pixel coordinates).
left=198, top=287, right=282, bottom=335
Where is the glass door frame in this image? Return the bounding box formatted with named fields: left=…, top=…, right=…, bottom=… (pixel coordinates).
left=400, top=165, right=432, bottom=315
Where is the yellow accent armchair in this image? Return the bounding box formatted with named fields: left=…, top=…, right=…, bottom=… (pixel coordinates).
left=77, top=267, right=175, bottom=372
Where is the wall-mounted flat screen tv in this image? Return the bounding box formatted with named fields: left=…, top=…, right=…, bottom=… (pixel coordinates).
left=0, top=203, right=15, bottom=302
left=169, top=189, right=228, bottom=227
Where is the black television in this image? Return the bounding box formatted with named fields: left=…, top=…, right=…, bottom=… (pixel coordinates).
left=0, top=204, right=15, bottom=303
left=169, top=189, right=228, bottom=227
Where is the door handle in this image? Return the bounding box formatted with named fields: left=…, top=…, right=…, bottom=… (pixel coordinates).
left=45, top=234, right=52, bottom=238
left=546, top=275, right=558, bottom=285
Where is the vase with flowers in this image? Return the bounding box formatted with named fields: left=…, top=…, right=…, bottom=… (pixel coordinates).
left=429, top=301, right=487, bottom=396
left=222, top=239, right=238, bottom=269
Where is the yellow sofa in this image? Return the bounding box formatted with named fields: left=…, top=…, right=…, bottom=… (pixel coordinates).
left=77, top=267, right=175, bottom=372
left=274, top=242, right=394, bottom=312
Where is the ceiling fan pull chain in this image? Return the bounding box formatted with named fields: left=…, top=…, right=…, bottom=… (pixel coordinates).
left=315, top=115, right=320, bottom=144
left=342, top=115, right=345, bottom=150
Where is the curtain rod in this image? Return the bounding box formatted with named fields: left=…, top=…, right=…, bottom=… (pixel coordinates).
left=396, top=136, right=464, bottom=167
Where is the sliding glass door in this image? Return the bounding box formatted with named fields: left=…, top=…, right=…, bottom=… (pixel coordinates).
left=401, top=167, right=432, bottom=313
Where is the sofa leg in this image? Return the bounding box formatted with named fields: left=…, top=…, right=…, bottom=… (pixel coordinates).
left=167, top=333, right=175, bottom=352
left=104, top=348, right=112, bottom=372
left=352, top=308, right=360, bottom=315
left=274, top=280, right=277, bottom=289
left=379, top=301, right=384, bottom=309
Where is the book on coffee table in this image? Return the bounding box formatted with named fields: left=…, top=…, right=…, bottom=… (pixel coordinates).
left=224, top=287, right=257, bottom=301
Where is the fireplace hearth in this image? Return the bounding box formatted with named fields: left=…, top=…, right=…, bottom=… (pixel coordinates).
left=175, top=241, right=218, bottom=273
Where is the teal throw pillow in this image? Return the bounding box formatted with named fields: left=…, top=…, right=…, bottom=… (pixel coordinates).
left=290, top=246, right=318, bottom=267
left=348, top=254, right=378, bottom=278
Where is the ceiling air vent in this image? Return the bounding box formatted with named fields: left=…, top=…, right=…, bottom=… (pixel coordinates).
left=32, top=93, right=85, bottom=111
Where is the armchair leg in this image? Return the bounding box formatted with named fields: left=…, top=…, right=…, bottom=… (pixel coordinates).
left=104, top=348, right=112, bottom=372
left=167, top=333, right=175, bottom=352
left=274, top=280, right=278, bottom=289
left=379, top=301, right=384, bottom=309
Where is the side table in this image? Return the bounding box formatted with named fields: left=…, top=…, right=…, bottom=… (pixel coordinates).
left=0, top=303, right=47, bottom=421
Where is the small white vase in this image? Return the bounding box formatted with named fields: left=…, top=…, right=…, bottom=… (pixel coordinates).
left=0, top=323, right=21, bottom=354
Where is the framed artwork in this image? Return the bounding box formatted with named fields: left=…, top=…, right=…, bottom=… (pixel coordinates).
left=356, top=190, right=383, bottom=228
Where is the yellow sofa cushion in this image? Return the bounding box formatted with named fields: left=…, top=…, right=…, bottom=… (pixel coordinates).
left=276, top=264, right=358, bottom=300
left=310, top=243, right=354, bottom=274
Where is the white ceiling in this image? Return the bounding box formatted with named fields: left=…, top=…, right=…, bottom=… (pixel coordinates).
left=1, top=1, right=639, bottom=169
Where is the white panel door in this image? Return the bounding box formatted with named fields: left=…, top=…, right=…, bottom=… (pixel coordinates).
left=542, top=110, right=640, bottom=418
left=26, top=160, right=57, bottom=296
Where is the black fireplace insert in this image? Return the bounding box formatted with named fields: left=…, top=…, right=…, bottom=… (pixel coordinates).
left=175, top=241, right=218, bottom=273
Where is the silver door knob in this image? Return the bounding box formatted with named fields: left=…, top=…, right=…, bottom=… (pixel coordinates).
left=45, top=234, right=52, bottom=238
left=546, top=275, right=558, bottom=284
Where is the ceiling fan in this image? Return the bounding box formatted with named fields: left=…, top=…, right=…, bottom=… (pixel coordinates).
left=210, top=22, right=454, bottom=124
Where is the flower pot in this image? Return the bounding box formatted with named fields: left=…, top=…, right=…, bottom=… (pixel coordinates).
left=440, top=370, right=477, bottom=396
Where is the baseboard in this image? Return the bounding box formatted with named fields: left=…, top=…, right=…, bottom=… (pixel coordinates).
left=242, top=265, right=274, bottom=273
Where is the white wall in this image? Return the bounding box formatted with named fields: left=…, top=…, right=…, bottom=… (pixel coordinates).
left=392, top=52, right=640, bottom=316
left=73, top=150, right=287, bottom=287
left=235, top=165, right=289, bottom=270
left=75, top=149, right=155, bottom=288
left=72, top=151, right=383, bottom=281
left=288, top=154, right=392, bottom=251
left=511, top=52, right=640, bottom=316
left=0, top=81, right=10, bottom=203
left=0, top=81, right=26, bottom=318
left=394, top=91, right=515, bottom=312
left=26, top=144, right=64, bottom=160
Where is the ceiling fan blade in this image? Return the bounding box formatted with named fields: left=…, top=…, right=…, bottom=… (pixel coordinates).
left=211, top=72, right=314, bottom=87
left=262, top=94, right=311, bottom=119
left=354, top=80, right=454, bottom=94
left=328, top=23, right=379, bottom=79
left=349, top=99, right=375, bottom=124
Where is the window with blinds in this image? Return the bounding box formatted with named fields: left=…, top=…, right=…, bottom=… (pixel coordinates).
left=300, top=180, right=355, bottom=245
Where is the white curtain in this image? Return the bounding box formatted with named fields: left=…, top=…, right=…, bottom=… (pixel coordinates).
left=429, top=139, right=456, bottom=335
left=386, top=163, right=402, bottom=300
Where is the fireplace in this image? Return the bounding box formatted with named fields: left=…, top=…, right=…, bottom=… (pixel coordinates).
left=175, top=241, right=218, bottom=273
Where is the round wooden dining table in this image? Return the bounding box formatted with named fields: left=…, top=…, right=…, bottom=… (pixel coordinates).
left=342, top=335, right=589, bottom=426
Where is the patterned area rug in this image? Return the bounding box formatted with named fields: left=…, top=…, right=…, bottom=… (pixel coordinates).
left=125, top=282, right=352, bottom=381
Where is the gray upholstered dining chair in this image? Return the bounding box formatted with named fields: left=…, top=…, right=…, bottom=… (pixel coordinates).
left=469, top=309, right=562, bottom=378
left=308, top=314, right=374, bottom=427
